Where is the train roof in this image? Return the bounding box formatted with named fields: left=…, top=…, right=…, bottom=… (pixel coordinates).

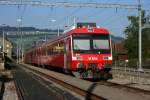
left=65, top=27, right=110, bottom=35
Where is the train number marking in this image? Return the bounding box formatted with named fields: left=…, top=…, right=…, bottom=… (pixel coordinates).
left=88, top=57, right=98, bottom=60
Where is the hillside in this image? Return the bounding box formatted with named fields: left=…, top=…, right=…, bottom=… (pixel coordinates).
left=0, top=25, right=124, bottom=43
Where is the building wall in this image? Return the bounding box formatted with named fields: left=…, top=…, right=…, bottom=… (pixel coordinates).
left=112, top=42, right=128, bottom=61
left=0, top=37, right=13, bottom=58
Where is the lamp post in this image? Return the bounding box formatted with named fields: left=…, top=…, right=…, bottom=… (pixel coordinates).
left=17, top=41, right=19, bottom=63
left=138, top=0, right=143, bottom=71
left=2, top=24, right=6, bottom=59
left=138, top=22, right=150, bottom=71
left=138, top=0, right=150, bottom=71
left=2, top=30, right=4, bottom=57
left=17, top=18, right=22, bottom=62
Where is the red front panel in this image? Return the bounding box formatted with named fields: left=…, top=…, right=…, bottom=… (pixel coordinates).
left=70, top=54, right=112, bottom=70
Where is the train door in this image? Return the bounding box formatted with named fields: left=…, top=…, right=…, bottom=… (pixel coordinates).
left=64, top=38, right=71, bottom=73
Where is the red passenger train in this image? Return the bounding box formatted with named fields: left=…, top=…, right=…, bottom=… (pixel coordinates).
left=24, top=23, right=112, bottom=79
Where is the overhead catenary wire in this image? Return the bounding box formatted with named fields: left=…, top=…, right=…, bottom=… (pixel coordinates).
left=78, top=0, right=110, bottom=20
left=1, top=0, right=142, bottom=37
left=101, top=11, right=130, bottom=27
left=52, top=7, right=82, bottom=27
left=0, top=1, right=138, bottom=9
left=54, top=0, right=123, bottom=28
left=100, top=10, right=135, bottom=37
left=76, top=0, right=127, bottom=24
left=0, top=0, right=139, bottom=29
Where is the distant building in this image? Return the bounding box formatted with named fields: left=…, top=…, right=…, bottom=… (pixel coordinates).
left=0, top=36, right=13, bottom=58
left=112, top=42, right=128, bottom=61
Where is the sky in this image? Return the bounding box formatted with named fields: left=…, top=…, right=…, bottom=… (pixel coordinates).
left=0, top=0, right=150, bottom=37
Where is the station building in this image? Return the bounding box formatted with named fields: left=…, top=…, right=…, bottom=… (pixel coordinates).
left=112, top=42, right=128, bottom=61
left=0, top=36, right=13, bottom=58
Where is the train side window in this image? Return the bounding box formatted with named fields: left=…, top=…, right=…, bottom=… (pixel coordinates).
left=47, top=46, right=53, bottom=55
left=44, top=48, right=47, bottom=55
left=46, top=42, right=65, bottom=55
left=52, top=42, right=64, bottom=54
left=57, top=42, right=65, bottom=53
left=42, top=49, right=45, bottom=55
left=47, top=44, right=54, bottom=54
left=36, top=49, right=38, bottom=56
left=53, top=44, right=59, bottom=54
left=41, top=48, right=43, bottom=55
left=52, top=44, right=56, bottom=54
left=38, top=49, right=40, bottom=55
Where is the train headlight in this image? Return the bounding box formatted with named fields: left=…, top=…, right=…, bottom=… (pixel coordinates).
left=72, top=57, right=77, bottom=60
left=72, top=56, right=82, bottom=60
left=103, top=56, right=112, bottom=60
left=76, top=56, right=82, bottom=60
left=108, top=56, right=112, bottom=60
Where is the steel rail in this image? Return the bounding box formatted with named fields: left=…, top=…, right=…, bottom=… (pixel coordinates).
left=13, top=78, right=25, bottom=100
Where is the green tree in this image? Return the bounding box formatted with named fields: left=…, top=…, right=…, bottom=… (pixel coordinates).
left=124, top=11, right=150, bottom=59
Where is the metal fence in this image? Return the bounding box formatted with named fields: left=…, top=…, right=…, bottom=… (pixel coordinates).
left=112, top=61, right=150, bottom=84
left=113, top=60, right=150, bottom=69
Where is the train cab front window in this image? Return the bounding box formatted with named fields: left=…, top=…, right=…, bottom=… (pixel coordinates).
left=93, top=40, right=109, bottom=50
left=72, top=34, right=111, bottom=54
left=74, top=39, right=90, bottom=50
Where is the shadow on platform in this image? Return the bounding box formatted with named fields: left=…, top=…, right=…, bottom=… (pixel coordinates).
left=0, top=75, right=13, bottom=100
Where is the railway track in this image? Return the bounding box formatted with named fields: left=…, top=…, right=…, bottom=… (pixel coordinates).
left=12, top=67, right=81, bottom=100
left=19, top=64, right=105, bottom=100
left=18, top=63, right=150, bottom=100
left=14, top=77, right=24, bottom=100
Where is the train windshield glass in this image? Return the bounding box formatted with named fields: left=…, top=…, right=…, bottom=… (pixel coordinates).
left=73, top=34, right=110, bottom=54
left=93, top=40, right=109, bottom=49
left=74, top=39, right=90, bottom=50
